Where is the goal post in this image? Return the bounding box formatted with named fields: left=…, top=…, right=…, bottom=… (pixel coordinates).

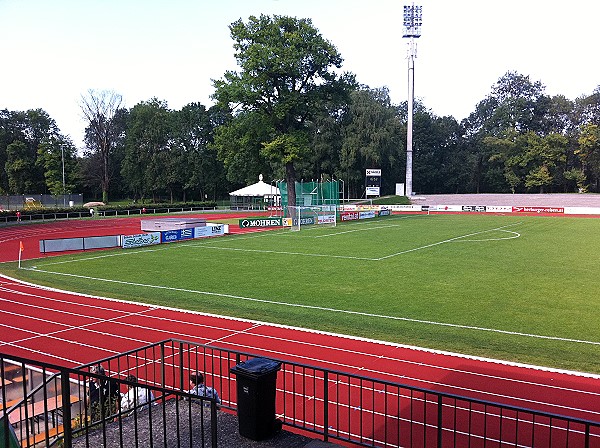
left=285, top=205, right=337, bottom=231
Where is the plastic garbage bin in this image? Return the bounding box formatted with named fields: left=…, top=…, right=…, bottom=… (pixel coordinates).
left=230, top=357, right=281, bottom=441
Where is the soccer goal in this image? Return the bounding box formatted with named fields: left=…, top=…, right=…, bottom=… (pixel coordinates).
left=286, top=205, right=337, bottom=231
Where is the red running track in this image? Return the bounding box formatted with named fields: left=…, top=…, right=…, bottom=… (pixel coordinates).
left=1, top=215, right=600, bottom=441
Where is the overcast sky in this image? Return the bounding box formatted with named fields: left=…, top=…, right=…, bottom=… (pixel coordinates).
left=1, top=0, right=598, bottom=149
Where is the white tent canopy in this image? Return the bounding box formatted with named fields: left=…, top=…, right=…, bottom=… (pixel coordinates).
left=229, top=174, right=280, bottom=208
left=229, top=175, right=280, bottom=197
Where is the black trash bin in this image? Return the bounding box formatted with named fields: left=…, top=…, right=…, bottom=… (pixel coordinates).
left=230, top=357, right=282, bottom=441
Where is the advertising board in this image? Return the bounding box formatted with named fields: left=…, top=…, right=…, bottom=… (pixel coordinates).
left=239, top=217, right=282, bottom=228
left=317, top=214, right=336, bottom=224
left=340, top=211, right=359, bottom=221
left=512, top=206, right=564, bottom=214
left=359, top=211, right=376, bottom=219
left=122, top=232, right=161, bottom=249
left=462, top=205, right=486, bottom=212
left=194, top=224, right=225, bottom=238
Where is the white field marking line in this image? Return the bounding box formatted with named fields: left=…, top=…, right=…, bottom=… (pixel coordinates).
left=24, top=267, right=600, bottom=347
left=30, top=217, right=515, bottom=267
left=197, top=337, right=600, bottom=418
left=375, top=222, right=523, bottom=261
left=450, top=229, right=521, bottom=242
left=184, top=244, right=376, bottom=261
left=6, top=280, right=591, bottom=401
left=314, top=223, right=403, bottom=238
left=4, top=273, right=600, bottom=384
left=180, top=221, right=523, bottom=261
left=33, top=242, right=185, bottom=267
left=32, top=228, right=297, bottom=269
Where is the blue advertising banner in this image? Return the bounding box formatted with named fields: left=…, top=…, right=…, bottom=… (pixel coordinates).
left=161, top=228, right=196, bottom=243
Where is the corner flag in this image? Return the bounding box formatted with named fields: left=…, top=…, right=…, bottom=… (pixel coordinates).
left=18, top=240, right=24, bottom=268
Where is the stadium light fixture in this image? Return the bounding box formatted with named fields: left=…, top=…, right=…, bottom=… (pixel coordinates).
left=402, top=3, right=422, bottom=197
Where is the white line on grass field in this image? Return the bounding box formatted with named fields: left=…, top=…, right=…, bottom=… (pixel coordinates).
left=314, top=223, right=404, bottom=238
left=33, top=217, right=522, bottom=268
left=23, top=266, right=600, bottom=347
left=375, top=222, right=522, bottom=260
left=185, top=244, right=377, bottom=261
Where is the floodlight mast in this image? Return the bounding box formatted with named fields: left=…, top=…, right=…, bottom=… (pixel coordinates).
left=403, top=4, right=422, bottom=197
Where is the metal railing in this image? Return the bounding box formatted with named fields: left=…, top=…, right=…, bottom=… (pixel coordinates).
left=1, top=353, right=218, bottom=448
left=83, top=339, right=600, bottom=448
left=3, top=340, right=600, bottom=447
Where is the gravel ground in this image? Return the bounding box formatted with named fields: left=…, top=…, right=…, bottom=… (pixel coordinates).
left=71, top=400, right=336, bottom=448
left=412, top=193, right=600, bottom=207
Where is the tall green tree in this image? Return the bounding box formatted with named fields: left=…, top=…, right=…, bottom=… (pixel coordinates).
left=5, top=141, right=34, bottom=194
left=37, top=136, right=78, bottom=196
left=339, top=88, right=402, bottom=196
left=212, top=14, right=355, bottom=207
left=122, top=98, right=172, bottom=201
left=576, top=123, right=600, bottom=191
left=213, top=110, right=276, bottom=190
left=1, top=108, right=64, bottom=194
left=173, top=103, right=225, bottom=201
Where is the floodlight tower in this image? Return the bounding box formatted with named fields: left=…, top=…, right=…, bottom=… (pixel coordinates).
left=403, top=3, right=422, bottom=197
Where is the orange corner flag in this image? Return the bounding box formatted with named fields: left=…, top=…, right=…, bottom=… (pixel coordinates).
left=19, top=241, right=24, bottom=252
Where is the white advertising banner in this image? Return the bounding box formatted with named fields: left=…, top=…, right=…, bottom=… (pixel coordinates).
left=122, top=232, right=161, bottom=249
left=194, top=224, right=225, bottom=238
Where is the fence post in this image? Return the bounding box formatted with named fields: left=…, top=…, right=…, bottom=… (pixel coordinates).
left=437, top=395, right=443, bottom=448
left=179, top=341, right=185, bottom=390
left=60, top=368, right=73, bottom=447
left=211, top=401, right=218, bottom=448
left=323, top=371, right=329, bottom=442
left=160, top=342, right=166, bottom=389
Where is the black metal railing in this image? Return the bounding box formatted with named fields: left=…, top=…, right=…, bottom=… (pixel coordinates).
left=82, top=339, right=600, bottom=448
left=1, top=353, right=218, bottom=448
left=3, top=339, right=600, bottom=447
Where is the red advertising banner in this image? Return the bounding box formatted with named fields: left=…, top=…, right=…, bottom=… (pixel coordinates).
left=512, top=206, right=564, bottom=214
left=340, top=211, right=359, bottom=221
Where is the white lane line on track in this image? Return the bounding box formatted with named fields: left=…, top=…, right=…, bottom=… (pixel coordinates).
left=1, top=281, right=598, bottom=409
left=0, top=302, right=156, bottom=348
left=20, top=267, right=600, bottom=347
left=4, top=277, right=600, bottom=381
left=2, top=273, right=600, bottom=423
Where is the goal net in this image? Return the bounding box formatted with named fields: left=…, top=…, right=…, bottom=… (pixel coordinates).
left=285, top=205, right=337, bottom=231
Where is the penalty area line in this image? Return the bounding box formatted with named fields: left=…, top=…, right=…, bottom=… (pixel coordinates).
left=24, top=267, right=600, bottom=347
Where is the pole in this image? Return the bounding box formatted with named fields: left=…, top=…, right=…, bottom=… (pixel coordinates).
left=61, top=146, right=66, bottom=206
left=402, top=3, right=422, bottom=197
left=406, top=38, right=415, bottom=197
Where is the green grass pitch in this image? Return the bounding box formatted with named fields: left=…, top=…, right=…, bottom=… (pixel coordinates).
left=12, top=213, right=600, bottom=374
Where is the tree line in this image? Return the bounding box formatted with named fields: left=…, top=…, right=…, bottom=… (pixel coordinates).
left=1, top=15, right=599, bottom=204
